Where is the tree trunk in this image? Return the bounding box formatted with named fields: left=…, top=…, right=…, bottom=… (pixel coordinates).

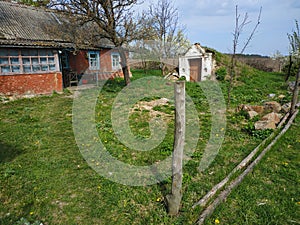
left=227, top=54, right=236, bottom=105
left=285, top=55, right=293, bottom=82
left=119, top=47, right=131, bottom=86
left=167, top=80, right=185, bottom=215
left=290, top=66, right=300, bottom=114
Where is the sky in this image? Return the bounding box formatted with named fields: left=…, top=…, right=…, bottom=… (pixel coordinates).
left=140, top=0, right=300, bottom=56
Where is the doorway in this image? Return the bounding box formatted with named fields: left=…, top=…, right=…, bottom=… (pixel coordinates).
left=189, top=58, right=202, bottom=82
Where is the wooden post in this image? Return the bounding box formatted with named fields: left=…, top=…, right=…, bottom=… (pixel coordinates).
left=290, top=67, right=300, bottom=114
left=167, top=80, right=185, bottom=215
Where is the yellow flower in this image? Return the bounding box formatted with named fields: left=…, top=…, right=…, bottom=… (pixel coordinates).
left=297, top=201, right=300, bottom=205
left=156, top=197, right=161, bottom=202
left=282, top=162, right=288, bottom=166
left=215, top=218, right=220, bottom=224
left=29, top=211, right=34, bottom=215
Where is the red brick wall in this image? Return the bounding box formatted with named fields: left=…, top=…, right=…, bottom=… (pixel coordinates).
left=69, top=51, right=89, bottom=75
left=100, top=49, right=113, bottom=72
left=67, top=49, right=127, bottom=84
left=0, top=72, right=63, bottom=95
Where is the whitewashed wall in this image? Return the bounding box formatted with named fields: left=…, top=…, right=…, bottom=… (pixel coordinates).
left=179, top=44, right=213, bottom=81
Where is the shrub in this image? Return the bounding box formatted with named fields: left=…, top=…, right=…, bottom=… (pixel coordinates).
left=216, top=67, right=227, bottom=81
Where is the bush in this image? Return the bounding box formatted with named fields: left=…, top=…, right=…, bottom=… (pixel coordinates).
left=216, top=67, right=227, bottom=81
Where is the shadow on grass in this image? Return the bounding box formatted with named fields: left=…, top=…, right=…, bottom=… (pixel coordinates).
left=0, top=142, right=23, bottom=163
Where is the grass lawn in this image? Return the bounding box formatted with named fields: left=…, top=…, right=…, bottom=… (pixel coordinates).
left=0, top=68, right=299, bottom=225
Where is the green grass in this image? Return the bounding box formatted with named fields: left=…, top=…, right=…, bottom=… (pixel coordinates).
left=0, top=68, right=299, bottom=225
left=204, top=115, right=300, bottom=225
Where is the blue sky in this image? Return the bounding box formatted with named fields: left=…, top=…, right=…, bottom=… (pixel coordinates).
left=141, top=0, right=300, bottom=56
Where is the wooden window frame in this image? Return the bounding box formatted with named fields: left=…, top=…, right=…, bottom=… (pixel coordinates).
left=111, top=53, right=121, bottom=70
left=0, top=48, right=59, bottom=75
left=88, top=51, right=100, bottom=70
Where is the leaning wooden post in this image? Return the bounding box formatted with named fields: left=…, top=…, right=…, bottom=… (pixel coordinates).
left=290, top=67, right=300, bottom=114
left=167, top=80, right=185, bottom=215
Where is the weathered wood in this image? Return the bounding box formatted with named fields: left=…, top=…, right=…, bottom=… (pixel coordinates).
left=167, top=80, right=185, bottom=215
left=193, top=110, right=291, bottom=209
left=197, top=109, right=299, bottom=224
left=290, top=67, right=300, bottom=114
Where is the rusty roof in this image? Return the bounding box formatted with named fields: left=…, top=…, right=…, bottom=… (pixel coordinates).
left=0, top=1, right=113, bottom=49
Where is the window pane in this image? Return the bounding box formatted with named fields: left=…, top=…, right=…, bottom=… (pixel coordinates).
left=22, top=58, right=30, bottom=65
left=0, top=49, right=9, bottom=56
left=41, top=65, right=48, bottom=71
left=21, top=49, right=30, bottom=56
left=32, top=58, right=39, bottom=64
left=112, top=55, right=119, bottom=67
left=40, top=57, right=47, bottom=64
left=48, top=50, right=54, bottom=56
left=33, top=65, right=40, bottom=71
left=12, top=65, right=20, bottom=72
left=11, top=58, right=19, bottom=64
left=88, top=51, right=99, bottom=70
left=23, top=65, right=32, bottom=72
left=49, top=64, right=56, bottom=71
left=30, top=50, right=38, bottom=56
left=90, top=53, right=97, bottom=59
left=1, top=66, right=10, bottom=72
left=0, top=58, right=8, bottom=64
left=39, top=49, right=47, bottom=56
left=48, top=57, right=55, bottom=63
left=10, top=49, right=19, bottom=56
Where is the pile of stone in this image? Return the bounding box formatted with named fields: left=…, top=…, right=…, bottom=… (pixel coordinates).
left=237, top=101, right=291, bottom=130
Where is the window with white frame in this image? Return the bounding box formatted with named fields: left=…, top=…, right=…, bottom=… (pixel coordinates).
left=0, top=48, right=58, bottom=74
left=111, top=53, right=120, bottom=70
left=88, top=51, right=100, bottom=70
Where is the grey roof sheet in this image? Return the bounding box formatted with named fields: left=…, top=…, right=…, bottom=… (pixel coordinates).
left=0, top=1, right=113, bottom=49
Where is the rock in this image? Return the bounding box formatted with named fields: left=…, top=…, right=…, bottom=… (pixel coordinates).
left=263, top=101, right=281, bottom=113
left=237, top=104, right=251, bottom=112
left=268, top=93, right=276, bottom=98
left=248, top=110, right=258, bottom=119
left=251, top=105, right=265, bottom=114
left=255, top=120, right=276, bottom=130
left=261, top=112, right=282, bottom=124
left=254, top=112, right=282, bottom=130
left=282, top=102, right=291, bottom=113
left=237, top=104, right=264, bottom=114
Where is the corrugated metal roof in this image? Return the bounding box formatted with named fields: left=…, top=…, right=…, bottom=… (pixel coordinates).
left=0, top=1, right=114, bottom=49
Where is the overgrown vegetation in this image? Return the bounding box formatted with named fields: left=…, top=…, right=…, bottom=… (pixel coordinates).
left=0, top=66, right=299, bottom=224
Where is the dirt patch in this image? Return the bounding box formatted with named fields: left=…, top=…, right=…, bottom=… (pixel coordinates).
left=131, top=98, right=173, bottom=118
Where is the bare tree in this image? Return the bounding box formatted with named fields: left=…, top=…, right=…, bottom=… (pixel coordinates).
left=288, top=20, right=300, bottom=114
left=49, top=0, right=145, bottom=86
left=145, top=0, right=190, bottom=75
left=271, top=50, right=285, bottom=72
left=285, top=20, right=300, bottom=81
left=227, top=5, right=262, bottom=105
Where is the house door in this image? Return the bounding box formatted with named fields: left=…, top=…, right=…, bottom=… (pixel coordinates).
left=189, top=58, right=202, bottom=82
left=60, top=50, right=71, bottom=87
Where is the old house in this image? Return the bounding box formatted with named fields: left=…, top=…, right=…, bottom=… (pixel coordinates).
left=0, top=1, right=123, bottom=96
left=179, top=43, right=214, bottom=81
